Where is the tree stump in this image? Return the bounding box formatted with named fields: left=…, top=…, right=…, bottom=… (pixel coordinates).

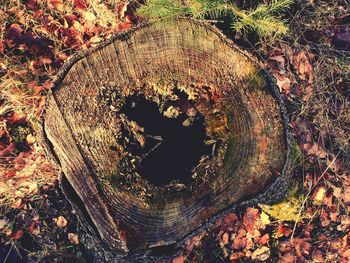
left=42, top=18, right=292, bottom=261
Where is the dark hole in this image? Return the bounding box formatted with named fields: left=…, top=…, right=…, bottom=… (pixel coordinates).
left=147, top=243, right=178, bottom=257
left=120, top=94, right=211, bottom=186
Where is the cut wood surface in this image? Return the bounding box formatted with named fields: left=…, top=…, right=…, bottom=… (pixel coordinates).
left=42, top=18, right=292, bottom=257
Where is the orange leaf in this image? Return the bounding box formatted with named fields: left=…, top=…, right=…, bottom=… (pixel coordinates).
left=172, top=255, right=186, bottom=263
left=56, top=215, right=68, bottom=228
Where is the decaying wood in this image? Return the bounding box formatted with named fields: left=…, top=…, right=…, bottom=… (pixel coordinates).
left=42, top=18, right=293, bottom=261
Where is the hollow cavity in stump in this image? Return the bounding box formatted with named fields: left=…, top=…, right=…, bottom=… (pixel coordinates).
left=120, top=93, right=211, bottom=186
left=108, top=82, right=228, bottom=197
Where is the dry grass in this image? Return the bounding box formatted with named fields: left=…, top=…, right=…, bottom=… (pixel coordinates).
left=0, top=0, right=123, bottom=204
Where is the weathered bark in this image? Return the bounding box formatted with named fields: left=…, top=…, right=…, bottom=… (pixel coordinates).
left=41, top=18, right=293, bottom=261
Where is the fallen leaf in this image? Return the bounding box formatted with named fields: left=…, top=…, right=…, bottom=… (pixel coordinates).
left=275, top=72, right=292, bottom=93
left=28, top=222, right=40, bottom=235
left=279, top=241, right=292, bottom=253
left=276, top=224, right=293, bottom=238
left=312, top=249, right=324, bottom=262
left=56, top=215, right=68, bottom=228
left=307, top=143, right=327, bottom=159
left=12, top=198, right=22, bottom=208
left=232, top=236, right=247, bottom=250
left=313, top=186, right=326, bottom=205
left=68, top=233, right=79, bottom=245
left=293, top=238, right=311, bottom=257
left=118, top=2, right=129, bottom=20
left=74, top=0, right=88, bottom=9
left=290, top=51, right=314, bottom=84
left=11, top=229, right=24, bottom=240
left=185, top=231, right=205, bottom=252
left=260, top=211, right=271, bottom=226
left=337, top=215, right=350, bottom=232
left=342, top=185, right=350, bottom=203
left=320, top=210, right=330, bottom=227
left=172, top=255, right=186, bottom=263
left=0, top=142, right=16, bottom=157
left=26, top=134, right=36, bottom=145
left=251, top=246, right=270, bottom=261
left=223, top=212, right=238, bottom=226
left=278, top=253, right=296, bottom=263
left=243, top=207, right=260, bottom=234
left=230, top=251, right=245, bottom=261
left=256, top=233, right=269, bottom=245
left=48, top=0, right=65, bottom=12
left=342, top=248, right=350, bottom=258
left=221, top=232, right=229, bottom=246
left=0, top=219, right=9, bottom=229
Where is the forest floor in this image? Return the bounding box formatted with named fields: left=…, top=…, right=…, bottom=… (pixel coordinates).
left=0, top=0, right=349, bottom=262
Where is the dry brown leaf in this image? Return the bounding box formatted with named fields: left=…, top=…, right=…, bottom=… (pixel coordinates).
left=342, top=185, right=350, bottom=203
left=185, top=231, right=205, bottom=252
left=278, top=253, right=296, bottom=263
left=0, top=219, right=9, bottom=230
left=337, top=215, right=350, bottom=232
left=290, top=51, right=314, bottom=83
left=251, top=246, right=270, bottom=261
left=68, top=233, right=79, bottom=245
left=256, top=233, right=269, bottom=245
left=221, top=232, right=229, bottom=246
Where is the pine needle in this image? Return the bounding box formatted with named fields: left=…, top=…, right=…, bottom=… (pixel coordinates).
left=137, top=0, right=294, bottom=38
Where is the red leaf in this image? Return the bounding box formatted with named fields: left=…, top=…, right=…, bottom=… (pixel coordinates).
left=11, top=229, right=24, bottom=240
left=223, top=212, right=238, bottom=226
left=74, top=0, right=88, bottom=9
left=256, top=233, right=269, bottom=245
left=0, top=142, right=16, bottom=157
left=277, top=224, right=292, bottom=237
left=118, top=22, right=133, bottom=31
left=118, top=2, right=129, bottom=20
left=232, top=237, right=247, bottom=250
